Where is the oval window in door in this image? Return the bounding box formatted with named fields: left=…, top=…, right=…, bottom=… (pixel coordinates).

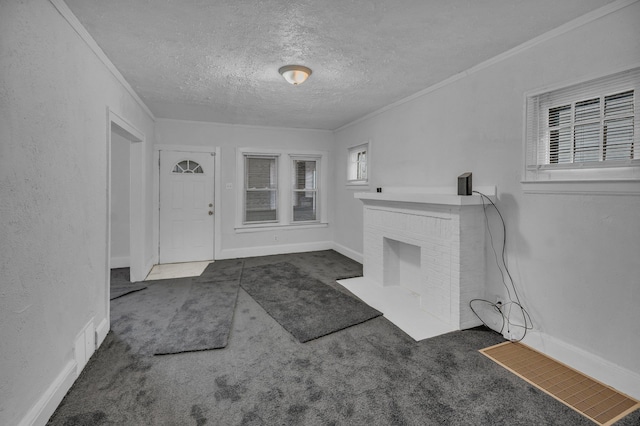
left=172, top=160, right=203, bottom=174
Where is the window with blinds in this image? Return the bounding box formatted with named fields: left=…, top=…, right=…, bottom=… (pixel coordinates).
left=237, top=148, right=329, bottom=229
left=244, top=155, right=278, bottom=223
left=525, top=67, right=639, bottom=183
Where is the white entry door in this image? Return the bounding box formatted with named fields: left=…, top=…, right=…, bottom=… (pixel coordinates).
left=159, top=150, right=215, bottom=263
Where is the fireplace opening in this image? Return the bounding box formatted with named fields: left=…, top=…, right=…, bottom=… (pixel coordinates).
left=383, top=238, right=422, bottom=296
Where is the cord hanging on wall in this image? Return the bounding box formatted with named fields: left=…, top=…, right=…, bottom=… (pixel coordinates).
left=469, top=190, right=533, bottom=342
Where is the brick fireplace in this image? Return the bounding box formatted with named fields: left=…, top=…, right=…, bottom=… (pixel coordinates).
left=338, top=187, right=495, bottom=340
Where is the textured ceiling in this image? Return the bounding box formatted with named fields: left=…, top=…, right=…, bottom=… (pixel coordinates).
left=65, top=0, right=614, bottom=130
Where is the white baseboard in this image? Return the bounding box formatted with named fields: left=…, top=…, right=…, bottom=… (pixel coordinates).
left=17, top=359, right=77, bottom=426
left=332, top=242, right=363, bottom=264
left=19, top=317, right=109, bottom=425
left=217, top=241, right=334, bottom=260
left=95, top=317, right=109, bottom=348
left=110, top=256, right=130, bottom=268
left=522, top=330, right=640, bottom=400
left=73, top=318, right=95, bottom=376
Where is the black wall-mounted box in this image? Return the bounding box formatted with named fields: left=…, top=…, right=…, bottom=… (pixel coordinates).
left=458, top=172, right=472, bottom=196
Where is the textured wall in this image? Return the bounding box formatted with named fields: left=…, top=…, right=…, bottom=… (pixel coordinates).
left=333, top=1, right=640, bottom=381
left=0, top=1, right=155, bottom=424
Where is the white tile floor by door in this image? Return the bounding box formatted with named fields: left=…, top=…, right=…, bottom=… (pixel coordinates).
left=145, top=261, right=211, bottom=281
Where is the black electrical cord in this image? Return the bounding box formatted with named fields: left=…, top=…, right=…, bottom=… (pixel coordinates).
left=470, top=298, right=505, bottom=334
left=469, top=190, right=533, bottom=342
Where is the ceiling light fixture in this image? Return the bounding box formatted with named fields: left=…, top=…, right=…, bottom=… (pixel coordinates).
left=278, top=65, right=312, bottom=85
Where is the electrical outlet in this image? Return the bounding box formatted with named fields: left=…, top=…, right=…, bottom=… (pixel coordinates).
left=273, top=235, right=279, bottom=242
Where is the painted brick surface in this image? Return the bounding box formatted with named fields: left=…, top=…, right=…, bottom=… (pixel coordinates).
left=363, top=203, right=484, bottom=329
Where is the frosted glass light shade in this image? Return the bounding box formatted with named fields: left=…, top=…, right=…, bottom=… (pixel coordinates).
left=279, top=65, right=312, bottom=85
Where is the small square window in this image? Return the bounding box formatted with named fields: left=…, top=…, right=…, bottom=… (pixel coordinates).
left=347, top=142, right=369, bottom=185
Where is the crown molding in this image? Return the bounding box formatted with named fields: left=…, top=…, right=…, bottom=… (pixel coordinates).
left=49, top=0, right=155, bottom=121
left=156, top=117, right=334, bottom=134
left=335, top=0, right=639, bottom=133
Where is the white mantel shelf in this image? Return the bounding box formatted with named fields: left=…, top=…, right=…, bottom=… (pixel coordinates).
left=355, top=185, right=496, bottom=206
left=355, top=192, right=486, bottom=206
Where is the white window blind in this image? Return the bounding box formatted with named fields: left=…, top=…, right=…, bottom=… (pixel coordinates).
left=525, top=67, right=639, bottom=181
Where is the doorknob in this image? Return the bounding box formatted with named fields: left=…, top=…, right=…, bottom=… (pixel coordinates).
left=209, top=211, right=214, bottom=215
left=209, top=203, right=213, bottom=207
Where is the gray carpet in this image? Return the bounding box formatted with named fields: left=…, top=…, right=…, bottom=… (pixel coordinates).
left=241, top=261, right=381, bottom=343
left=110, top=267, right=130, bottom=283
left=154, top=261, right=242, bottom=355
left=109, top=267, right=147, bottom=300
left=48, top=250, right=640, bottom=425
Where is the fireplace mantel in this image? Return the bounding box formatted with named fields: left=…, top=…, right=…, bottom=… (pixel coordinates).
left=338, top=185, right=496, bottom=341
left=355, top=185, right=496, bottom=206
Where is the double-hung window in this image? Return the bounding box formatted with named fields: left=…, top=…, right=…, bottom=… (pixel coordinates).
left=292, top=157, right=319, bottom=222
left=524, top=67, right=639, bottom=189
left=244, top=155, right=278, bottom=224
left=237, top=148, right=328, bottom=230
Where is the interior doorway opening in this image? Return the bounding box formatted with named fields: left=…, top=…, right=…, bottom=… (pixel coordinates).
left=110, top=128, right=131, bottom=270
left=102, top=109, right=147, bottom=346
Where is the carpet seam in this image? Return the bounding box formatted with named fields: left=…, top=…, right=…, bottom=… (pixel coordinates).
left=110, top=286, right=147, bottom=300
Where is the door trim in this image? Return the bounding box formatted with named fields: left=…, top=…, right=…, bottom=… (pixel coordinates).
left=106, top=108, right=146, bottom=345
left=154, top=145, right=221, bottom=263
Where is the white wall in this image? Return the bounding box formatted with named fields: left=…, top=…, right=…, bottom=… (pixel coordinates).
left=0, top=1, right=155, bottom=425
left=155, top=120, right=335, bottom=259
left=333, top=1, right=640, bottom=387
left=110, top=131, right=131, bottom=267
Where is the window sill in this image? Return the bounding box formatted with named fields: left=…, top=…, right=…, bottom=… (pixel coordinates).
left=346, top=182, right=370, bottom=190
left=235, top=222, right=329, bottom=233
left=521, top=179, right=640, bottom=195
